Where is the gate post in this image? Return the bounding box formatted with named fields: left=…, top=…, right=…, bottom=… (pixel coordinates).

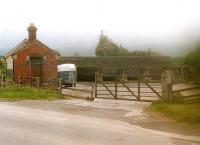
left=95, top=81, right=97, bottom=98
left=94, top=72, right=97, bottom=98
left=115, top=80, right=117, bottom=99
left=138, top=81, right=140, bottom=101
left=161, top=70, right=173, bottom=100
left=137, top=72, right=141, bottom=101
left=91, top=84, right=94, bottom=100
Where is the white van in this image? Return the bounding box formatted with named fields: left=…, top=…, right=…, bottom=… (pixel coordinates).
left=57, top=64, right=77, bottom=87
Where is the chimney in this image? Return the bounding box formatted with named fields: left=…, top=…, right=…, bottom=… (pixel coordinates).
left=27, top=23, right=37, bottom=41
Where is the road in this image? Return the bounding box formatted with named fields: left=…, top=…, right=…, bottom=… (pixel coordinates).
left=0, top=100, right=199, bottom=145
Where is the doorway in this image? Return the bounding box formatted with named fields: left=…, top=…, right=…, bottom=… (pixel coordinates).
left=30, top=57, right=43, bottom=77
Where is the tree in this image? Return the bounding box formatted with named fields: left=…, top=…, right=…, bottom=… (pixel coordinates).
left=73, top=52, right=80, bottom=57
left=95, top=31, right=130, bottom=56
left=95, top=31, right=161, bottom=56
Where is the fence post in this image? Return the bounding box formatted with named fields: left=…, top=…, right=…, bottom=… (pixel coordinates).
left=115, top=80, right=117, bottom=99
left=18, top=76, right=21, bottom=86
left=138, top=81, right=140, bottom=100
left=95, top=73, right=97, bottom=98
left=91, top=84, right=94, bottom=100
left=1, top=72, right=4, bottom=88
left=1, top=75, right=3, bottom=88
left=36, top=77, right=40, bottom=88
left=161, top=70, right=173, bottom=100
left=58, top=78, right=62, bottom=93
left=137, top=71, right=141, bottom=101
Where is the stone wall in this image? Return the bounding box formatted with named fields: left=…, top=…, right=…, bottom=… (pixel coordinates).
left=59, top=56, right=170, bottom=81
left=59, top=56, right=170, bottom=68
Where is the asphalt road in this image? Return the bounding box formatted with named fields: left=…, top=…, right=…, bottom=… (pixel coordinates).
left=0, top=101, right=199, bottom=145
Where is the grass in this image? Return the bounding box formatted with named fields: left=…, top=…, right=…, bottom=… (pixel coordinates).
left=147, top=98, right=200, bottom=124
left=0, top=86, right=65, bottom=101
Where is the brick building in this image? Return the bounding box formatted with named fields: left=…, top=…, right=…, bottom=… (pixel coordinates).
left=5, top=23, right=59, bottom=81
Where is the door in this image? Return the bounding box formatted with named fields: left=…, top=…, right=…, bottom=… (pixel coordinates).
left=30, top=57, right=43, bottom=77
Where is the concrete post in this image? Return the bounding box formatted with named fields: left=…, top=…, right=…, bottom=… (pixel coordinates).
left=161, top=70, right=173, bottom=100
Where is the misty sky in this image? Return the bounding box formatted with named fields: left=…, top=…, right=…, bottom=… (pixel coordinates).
left=0, top=0, right=200, bottom=56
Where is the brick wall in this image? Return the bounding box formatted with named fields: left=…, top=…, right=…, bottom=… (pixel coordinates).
left=13, top=41, right=58, bottom=79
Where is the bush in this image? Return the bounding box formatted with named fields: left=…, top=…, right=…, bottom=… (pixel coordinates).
left=184, top=44, right=200, bottom=83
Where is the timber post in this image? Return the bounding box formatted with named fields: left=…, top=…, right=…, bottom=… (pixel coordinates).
left=138, top=81, right=140, bottom=101
left=58, top=78, right=62, bottom=93
left=137, top=68, right=142, bottom=101
left=18, top=76, right=21, bottom=86
left=114, top=79, right=117, bottom=99
left=94, top=72, right=98, bottom=98
left=91, top=84, right=94, bottom=100
left=36, top=77, right=40, bottom=88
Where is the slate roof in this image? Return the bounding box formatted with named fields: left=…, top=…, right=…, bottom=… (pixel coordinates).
left=5, top=39, right=60, bottom=58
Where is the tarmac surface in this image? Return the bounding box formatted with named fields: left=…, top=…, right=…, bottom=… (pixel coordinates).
left=0, top=99, right=199, bottom=145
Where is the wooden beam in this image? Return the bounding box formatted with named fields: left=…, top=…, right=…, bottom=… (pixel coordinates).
left=121, top=82, right=138, bottom=99
left=102, top=82, right=115, bottom=98
left=145, top=82, right=162, bottom=99
left=173, top=86, right=200, bottom=92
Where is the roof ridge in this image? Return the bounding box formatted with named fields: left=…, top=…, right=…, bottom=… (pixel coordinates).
left=5, top=39, right=28, bottom=58
left=35, top=40, right=60, bottom=56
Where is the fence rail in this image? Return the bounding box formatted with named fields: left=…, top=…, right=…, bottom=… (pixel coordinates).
left=172, top=83, right=200, bottom=100
left=14, top=76, right=61, bottom=90
left=1, top=66, right=197, bottom=102
left=62, top=82, right=94, bottom=100
left=94, top=73, right=163, bottom=101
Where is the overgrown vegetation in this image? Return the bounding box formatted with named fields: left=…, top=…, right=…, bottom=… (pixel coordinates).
left=184, top=44, right=200, bottom=83
left=95, top=31, right=161, bottom=56
left=147, top=98, right=200, bottom=124
left=169, top=57, right=185, bottom=67
left=0, top=57, right=6, bottom=83
left=0, top=86, right=64, bottom=101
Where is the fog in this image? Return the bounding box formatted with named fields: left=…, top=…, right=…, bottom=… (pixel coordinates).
left=0, top=0, right=200, bottom=56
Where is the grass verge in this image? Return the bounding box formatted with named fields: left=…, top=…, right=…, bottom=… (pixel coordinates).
left=146, top=98, right=200, bottom=124
left=0, top=86, right=65, bottom=101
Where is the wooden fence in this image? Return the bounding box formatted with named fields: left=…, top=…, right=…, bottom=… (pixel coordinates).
left=172, top=83, right=200, bottom=100
left=62, top=82, right=94, bottom=100
left=16, top=76, right=60, bottom=90
left=162, top=70, right=200, bottom=100
left=1, top=66, right=198, bottom=101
